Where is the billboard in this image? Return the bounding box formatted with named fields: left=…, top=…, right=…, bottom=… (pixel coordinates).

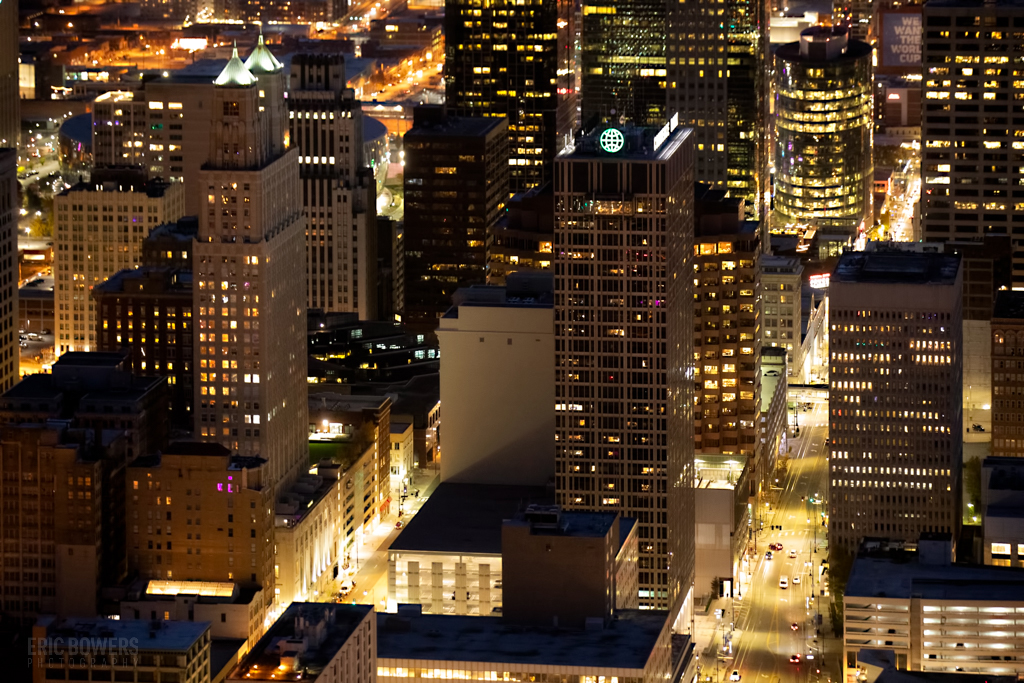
left=878, top=10, right=922, bottom=73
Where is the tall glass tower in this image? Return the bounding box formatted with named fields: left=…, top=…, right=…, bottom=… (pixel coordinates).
left=774, top=27, right=873, bottom=236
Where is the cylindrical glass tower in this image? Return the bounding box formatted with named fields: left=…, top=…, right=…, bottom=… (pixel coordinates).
left=774, top=27, right=873, bottom=236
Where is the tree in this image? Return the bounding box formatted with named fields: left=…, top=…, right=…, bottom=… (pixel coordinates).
left=827, top=545, right=854, bottom=636
left=29, top=212, right=52, bottom=238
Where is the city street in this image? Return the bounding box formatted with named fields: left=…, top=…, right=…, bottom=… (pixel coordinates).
left=708, top=398, right=838, bottom=683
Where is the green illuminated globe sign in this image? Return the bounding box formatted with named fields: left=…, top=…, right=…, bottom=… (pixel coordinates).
left=599, top=128, right=625, bottom=154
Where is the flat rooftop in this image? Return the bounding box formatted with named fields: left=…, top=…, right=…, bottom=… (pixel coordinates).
left=994, top=291, right=1024, bottom=320
left=232, top=603, right=372, bottom=680
left=984, top=457, right=1024, bottom=491
left=390, top=483, right=553, bottom=555
left=377, top=609, right=670, bottom=670
left=832, top=252, right=961, bottom=286
left=847, top=550, right=1024, bottom=602
left=560, top=124, right=692, bottom=162
left=38, top=616, right=208, bottom=652
left=406, top=112, right=505, bottom=138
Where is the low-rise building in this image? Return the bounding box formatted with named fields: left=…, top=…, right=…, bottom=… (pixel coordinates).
left=275, top=472, right=341, bottom=606
left=387, top=483, right=639, bottom=617
left=844, top=535, right=1024, bottom=677
left=120, top=579, right=265, bottom=654
left=228, top=603, right=376, bottom=683
left=389, top=421, right=414, bottom=507
left=982, top=457, right=1024, bottom=567
left=126, top=442, right=275, bottom=612
left=31, top=615, right=213, bottom=683
left=760, top=347, right=788, bottom=496
left=377, top=606, right=694, bottom=683
left=0, top=350, right=169, bottom=461
left=694, top=455, right=751, bottom=600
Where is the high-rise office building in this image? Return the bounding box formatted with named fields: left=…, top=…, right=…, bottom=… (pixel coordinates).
left=402, top=106, right=509, bottom=334
left=288, top=53, right=378, bottom=319
left=581, top=0, right=666, bottom=127
left=0, top=149, right=18, bottom=392
left=554, top=122, right=695, bottom=612
left=760, top=254, right=803, bottom=377
left=828, top=251, right=963, bottom=551
left=665, top=0, right=728, bottom=191
left=53, top=170, right=186, bottom=355
left=92, top=91, right=148, bottom=169
left=444, top=0, right=576, bottom=191
left=93, top=219, right=195, bottom=431
left=774, top=27, right=873, bottom=237
left=692, top=186, right=762, bottom=465
left=833, top=0, right=872, bottom=42
left=725, top=0, right=770, bottom=222
left=193, top=46, right=309, bottom=488
left=991, top=291, right=1024, bottom=458
left=0, top=0, right=17, bottom=149
left=922, top=1, right=1024, bottom=285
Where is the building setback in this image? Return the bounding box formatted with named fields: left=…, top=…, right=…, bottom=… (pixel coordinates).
left=401, top=106, right=509, bottom=334
left=193, top=46, right=309, bottom=489
left=444, top=0, right=576, bottom=192
left=828, top=252, right=963, bottom=551
left=553, top=122, right=695, bottom=612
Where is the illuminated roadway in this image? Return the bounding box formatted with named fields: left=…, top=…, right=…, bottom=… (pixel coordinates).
left=727, top=399, right=838, bottom=683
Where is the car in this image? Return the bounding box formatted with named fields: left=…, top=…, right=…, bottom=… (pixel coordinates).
left=765, top=551, right=773, bottom=560
left=793, top=576, right=801, bottom=585
left=40, top=328, right=50, bottom=335
left=775, top=542, right=783, bottom=551
left=789, top=549, right=797, bottom=558
left=729, top=671, right=741, bottom=682
left=790, top=655, right=802, bottom=664
left=791, top=622, right=799, bottom=631
left=779, top=576, right=789, bottom=589
left=395, top=520, right=404, bottom=529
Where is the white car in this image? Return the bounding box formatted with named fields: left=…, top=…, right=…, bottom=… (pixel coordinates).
left=779, top=576, right=789, bottom=589
left=793, top=576, right=801, bottom=585
left=730, top=671, right=741, bottom=682
left=789, top=549, right=797, bottom=558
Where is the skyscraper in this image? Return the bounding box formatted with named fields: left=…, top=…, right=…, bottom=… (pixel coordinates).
left=0, top=0, right=17, bottom=149
left=692, top=186, right=762, bottom=467
left=828, top=251, right=963, bottom=551
left=774, top=27, right=873, bottom=236
left=444, top=0, right=576, bottom=191
left=921, top=1, right=1024, bottom=285
left=0, top=149, right=17, bottom=392
left=554, top=122, right=695, bottom=612
left=288, top=53, right=378, bottom=319
left=666, top=0, right=729, bottom=187
left=402, top=106, right=509, bottom=333
left=193, top=46, right=309, bottom=488
left=53, top=170, right=186, bottom=355
left=581, top=0, right=667, bottom=127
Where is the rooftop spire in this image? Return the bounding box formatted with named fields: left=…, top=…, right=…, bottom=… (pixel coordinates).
left=214, top=42, right=258, bottom=87
left=245, top=32, right=284, bottom=75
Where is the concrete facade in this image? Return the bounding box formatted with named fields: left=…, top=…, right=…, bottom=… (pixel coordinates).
left=829, top=252, right=963, bottom=551
left=437, top=279, right=555, bottom=486
left=0, top=149, right=17, bottom=392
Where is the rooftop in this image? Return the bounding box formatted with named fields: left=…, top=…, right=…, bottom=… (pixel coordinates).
left=232, top=603, right=373, bottom=680
left=832, top=252, right=961, bottom=286
left=407, top=106, right=506, bottom=138
left=243, top=34, right=283, bottom=74
left=994, top=291, right=1024, bottom=320
left=215, top=46, right=258, bottom=87
left=507, top=507, right=620, bottom=539
left=390, top=421, right=412, bottom=434
left=376, top=609, right=670, bottom=670
left=858, top=649, right=1017, bottom=683
left=390, top=482, right=553, bottom=555
left=562, top=122, right=692, bottom=162
left=846, top=548, right=1024, bottom=602
left=93, top=267, right=192, bottom=295
left=36, top=615, right=209, bottom=652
